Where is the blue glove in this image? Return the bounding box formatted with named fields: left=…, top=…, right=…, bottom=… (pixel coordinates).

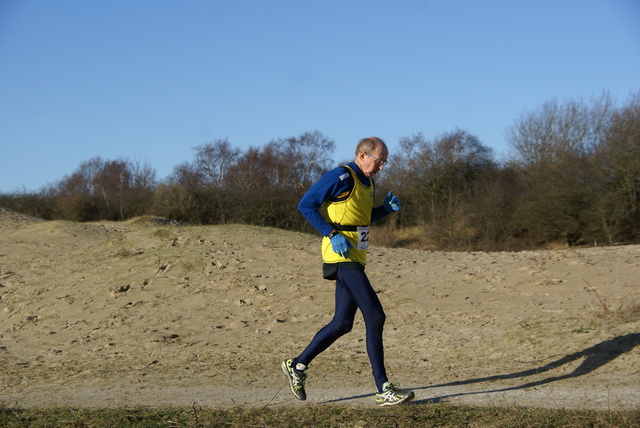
left=383, top=191, right=402, bottom=213
left=330, top=233, right=353, bottom=258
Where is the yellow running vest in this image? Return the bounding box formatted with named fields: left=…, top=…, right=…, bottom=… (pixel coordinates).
left=322, top=165, right=375, bottom=265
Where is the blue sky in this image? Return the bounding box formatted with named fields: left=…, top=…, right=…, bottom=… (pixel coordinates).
left=1, top=0, right=639, bottom=193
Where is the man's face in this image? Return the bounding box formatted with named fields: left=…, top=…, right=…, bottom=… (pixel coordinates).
left=358, top=146, right=388, bottom=177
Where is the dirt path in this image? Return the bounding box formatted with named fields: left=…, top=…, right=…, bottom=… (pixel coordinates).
left=0, top=210, right=638, bottom=410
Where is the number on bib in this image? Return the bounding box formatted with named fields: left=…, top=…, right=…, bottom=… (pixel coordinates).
left=357, top=226, right=370, bottom=250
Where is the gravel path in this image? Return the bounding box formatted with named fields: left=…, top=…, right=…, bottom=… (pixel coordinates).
left=3, top=382, right=638, bottom=410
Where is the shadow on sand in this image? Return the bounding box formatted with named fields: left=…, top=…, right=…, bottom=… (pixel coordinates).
left=322, top=333, right=640, bottom=405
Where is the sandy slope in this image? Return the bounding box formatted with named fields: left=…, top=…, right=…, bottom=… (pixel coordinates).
left=0, top=208, right=638, bottom=410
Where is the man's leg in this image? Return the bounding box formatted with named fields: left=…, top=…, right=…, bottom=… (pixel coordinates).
left=294, top=276, right=358, bottom=366
left=335, top=265, right=388, bottom=392
left=283, top=274, right=358, bottom=400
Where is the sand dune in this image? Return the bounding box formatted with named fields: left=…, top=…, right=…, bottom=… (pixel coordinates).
left=0, top=208, right=638, bottom=409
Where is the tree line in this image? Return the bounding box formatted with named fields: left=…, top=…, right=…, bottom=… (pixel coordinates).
left=2, top=92, right=638, bottom=251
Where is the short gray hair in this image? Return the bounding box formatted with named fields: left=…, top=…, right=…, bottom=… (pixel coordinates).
left=355, top=137, right=387, bottom=156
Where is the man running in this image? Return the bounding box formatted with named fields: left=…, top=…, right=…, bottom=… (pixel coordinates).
left=282, top=136, right=414, bottom=406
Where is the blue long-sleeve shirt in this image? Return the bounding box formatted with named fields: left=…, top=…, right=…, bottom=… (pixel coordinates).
left=298, top=161, right=390, bottom=236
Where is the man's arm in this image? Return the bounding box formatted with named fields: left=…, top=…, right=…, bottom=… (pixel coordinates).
left=371, top=205, right=390, bottom=223
left=298, top=167, right=351, bottom=237
left=372, top=191, right=402, bottom=222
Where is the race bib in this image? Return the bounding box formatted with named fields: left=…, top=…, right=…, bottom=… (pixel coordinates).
left=357, top=226, right=370, bottom=250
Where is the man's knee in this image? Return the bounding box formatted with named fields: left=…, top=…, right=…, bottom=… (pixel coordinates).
left=333, top=320, right=353, bottom=336
left=369, top=310, right=386, bottom=329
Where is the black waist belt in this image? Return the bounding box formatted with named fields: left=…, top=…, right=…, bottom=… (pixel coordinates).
left=331, top=223, right=369, bottom=232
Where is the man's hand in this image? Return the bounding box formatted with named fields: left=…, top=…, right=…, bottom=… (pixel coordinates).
left=383, top=191, right=402, bottom=213
left=330, top=233, right=353, bottom=258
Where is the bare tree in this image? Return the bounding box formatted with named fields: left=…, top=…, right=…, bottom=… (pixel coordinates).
left=277, top=131, right=335, bottom=191
left=52, top=157, right=106, bottom=221
left=57, top=157, right=106, bottom=196
left=129, top=157, right=156, bottom=192
left=599, top=91, right=640, bottom=241
left=51, top=156, right=157, bottom=221
left=126, top=157, right=157, bottom=218
left=507, top=93, right=613, bottom=173
left=193, top=139, right=241, bottom=187
left=385, top=130, right=495, bottom=249
left=94, top=159, right=130, bottom=220
left=506, top=93, right=615, bottom=246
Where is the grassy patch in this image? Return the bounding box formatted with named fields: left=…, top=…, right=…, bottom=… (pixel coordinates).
left=0, top=405, right=638, bottom=428
left=582, top=279, right=640, bottom=324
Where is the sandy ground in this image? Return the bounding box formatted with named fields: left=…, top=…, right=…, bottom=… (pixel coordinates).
left=0, top=207, right=638, bottom=411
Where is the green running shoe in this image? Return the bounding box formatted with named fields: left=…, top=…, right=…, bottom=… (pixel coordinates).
left=281, top=359, right=307, bottom=401
left=375, top=382, right=415, bottom=406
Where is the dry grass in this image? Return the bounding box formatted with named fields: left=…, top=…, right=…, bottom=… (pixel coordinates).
left=370, top=224, right=436, bottom=250
left=0, top=404, right=638, bottom=427
left=581, top=275, right=640, bottom=324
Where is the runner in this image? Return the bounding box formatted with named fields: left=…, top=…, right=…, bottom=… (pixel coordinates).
left=282, top=136, right=414, bottom=406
